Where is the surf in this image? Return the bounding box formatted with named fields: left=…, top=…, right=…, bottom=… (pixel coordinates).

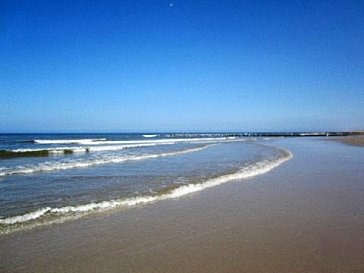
left=33, top=138, right=106, bottom=144
left=0, top=145, right=211, bottom=176
left=0, top=146, right=292, bottom=233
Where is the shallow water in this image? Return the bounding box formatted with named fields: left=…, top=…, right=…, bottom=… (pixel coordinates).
left=0, top=134, right=290, bottom=232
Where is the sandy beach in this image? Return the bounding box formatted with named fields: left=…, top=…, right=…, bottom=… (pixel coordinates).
left=333, top=135, right=364, bottom=147
left=1, top=138, right=364, bottom=273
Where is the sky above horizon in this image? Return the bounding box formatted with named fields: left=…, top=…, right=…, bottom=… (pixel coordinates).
left=1, top=0, right=363, bottom=133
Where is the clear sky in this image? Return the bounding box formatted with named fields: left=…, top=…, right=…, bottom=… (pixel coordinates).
left=1, top=0, right=363, bottom=133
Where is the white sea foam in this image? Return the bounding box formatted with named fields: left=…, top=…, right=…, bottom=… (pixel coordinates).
left=34, top=138, right=106, bottom=144
left=0, top=207, right=52, bottom=225
left=65, top=137, right=241, bottom=146
left=12, top=143, right=160, bottom=154
left=166, top=149, right=292, bottom=199
left=0, top=148, right=292, bottom=227
left=31, top=137, right=240, bottom=148
left=0, top=145, right=210, bottom=177
left=85, top=143, right=162, bottom=152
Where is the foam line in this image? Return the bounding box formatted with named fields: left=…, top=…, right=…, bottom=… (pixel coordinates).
left=11, top=143, right=160, bottom=153
left=0, top=148, right=292, bottom=227
left=58, top=137, right=241, bottom=145
left=34, top=138, right=106, bottom=144
left=0, top=145, right=211, bottom=177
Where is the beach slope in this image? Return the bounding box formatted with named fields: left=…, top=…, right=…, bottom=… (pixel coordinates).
left=1, top=138, right=364, bottom=273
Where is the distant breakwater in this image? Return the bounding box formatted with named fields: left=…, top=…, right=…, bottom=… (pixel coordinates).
left=164, top=131, right=363, bottom=138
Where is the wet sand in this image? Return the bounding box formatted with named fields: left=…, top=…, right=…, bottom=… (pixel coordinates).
left=1, top=138, right=364, bottom=273
left=333, top=135, right=364, bottom=147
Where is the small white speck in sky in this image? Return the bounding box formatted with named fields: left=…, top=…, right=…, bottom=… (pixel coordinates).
left=169, top=3, right=174, bottom=7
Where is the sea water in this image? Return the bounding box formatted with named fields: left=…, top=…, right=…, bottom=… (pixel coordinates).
left=0, top=133, right=292, bottom=233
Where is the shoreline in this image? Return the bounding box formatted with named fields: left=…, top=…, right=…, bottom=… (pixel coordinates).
left=331, top=135, right=364, bottom=147
left=1, top=138, right=364, bottom=273
left=0, top=143, right=292, bottom=234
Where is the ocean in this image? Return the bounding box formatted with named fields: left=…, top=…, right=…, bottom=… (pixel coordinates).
left=0, top=133, right=292, bottom=233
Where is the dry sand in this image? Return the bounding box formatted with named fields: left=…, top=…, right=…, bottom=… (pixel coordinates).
left=1, top=138, right=364, bottom=273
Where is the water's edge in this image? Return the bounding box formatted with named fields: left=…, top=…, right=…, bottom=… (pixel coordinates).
left=0, top=143, right=292, bottom=234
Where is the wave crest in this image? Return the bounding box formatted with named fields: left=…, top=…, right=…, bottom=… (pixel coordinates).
left=0, top=147, right=292, bottom=232
left=0, top=145, right=211, bottom=176
left=34, top=138, right=106, bottom=144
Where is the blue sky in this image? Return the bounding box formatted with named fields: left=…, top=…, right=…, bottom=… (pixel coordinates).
left=1, top=0, right=363, bottom=132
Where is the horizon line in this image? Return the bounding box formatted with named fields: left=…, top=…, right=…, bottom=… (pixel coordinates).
left=0, top=130, right=363, bottom=135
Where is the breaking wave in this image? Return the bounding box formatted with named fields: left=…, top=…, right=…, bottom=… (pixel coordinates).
left=10, top=143, right=161, bottom=154
left=34, top=138, right=106, bottom=144
left=33, top=137, right=241, bottom=146
left=0, top=147, right=292, bottom=232
left=0, top=145, right=211, bottom=177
